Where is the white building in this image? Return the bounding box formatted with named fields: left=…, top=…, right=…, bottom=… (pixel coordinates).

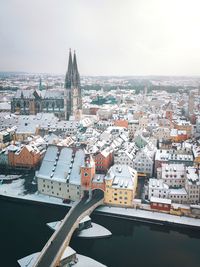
left=148, top=164, right=200, bottom=204
left=185, top=167, right=200, bottom=204
left=114, top=142, right=137, bottom=168
left=148, top=179, right=169, bottom=199
left=133, top=143, right=156, bottom=177
left=157, top=163, right=185, bottom=187
left=36, top=145, right=85, bottom=201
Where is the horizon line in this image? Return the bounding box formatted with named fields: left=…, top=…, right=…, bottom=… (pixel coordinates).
left=1, top=70, right=200, bottom=78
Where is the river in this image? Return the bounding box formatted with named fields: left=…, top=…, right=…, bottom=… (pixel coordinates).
left=1, top=198, right=200, bottom=267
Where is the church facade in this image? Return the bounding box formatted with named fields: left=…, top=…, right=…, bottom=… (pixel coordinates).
left=11, top=50, right=82, bottom=120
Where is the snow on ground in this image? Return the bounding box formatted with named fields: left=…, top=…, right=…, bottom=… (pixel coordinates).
left=47, top=220, right=62, bottom=231
left=23, top=192, right=64, bottom=206
left=18, top=252, right=40, bottom=267
left=18, top=252, right=106, bottom=267
left=75, top=254, right=106, bottom=267
left=1, top=179, right=200, bottom=228
left=0, top=174, right=22, bottom=180
left=97, top=206, right=200, bottom=228
left=0, top=179, right=71, bottom=207
left=77, top=222, right=112, bottom=238
left=0, top=179, right=25, bottom=196
left=47, top=220, right=112, bottom=238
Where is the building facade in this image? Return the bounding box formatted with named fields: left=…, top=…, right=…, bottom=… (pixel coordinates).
left=11, top=89, right=65, bottom=118
left=104, top=164, right=138, bottom=207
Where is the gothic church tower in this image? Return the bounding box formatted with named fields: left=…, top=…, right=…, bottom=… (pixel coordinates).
left=64, top=49, right=82, bottom=120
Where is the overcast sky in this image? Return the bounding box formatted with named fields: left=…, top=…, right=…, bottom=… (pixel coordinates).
left=1, top=0, right=200, bottom=76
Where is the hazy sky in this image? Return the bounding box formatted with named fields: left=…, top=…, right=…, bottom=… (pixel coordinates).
left=1, top=0, right=200, bottom=75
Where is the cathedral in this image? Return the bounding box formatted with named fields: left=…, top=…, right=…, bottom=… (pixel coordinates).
left=11, top=50, right=82, bottom=120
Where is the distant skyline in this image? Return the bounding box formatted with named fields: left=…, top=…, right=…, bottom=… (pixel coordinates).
left=1, top=0, right=200, bottom=76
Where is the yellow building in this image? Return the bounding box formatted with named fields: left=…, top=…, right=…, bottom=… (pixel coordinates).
left=104, top=164, right=138, bottom=207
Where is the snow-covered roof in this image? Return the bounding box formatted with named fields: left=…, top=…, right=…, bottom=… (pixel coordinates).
left=186, top=167, right=200, bottom=185
left=150, top=196, right=171, bottom=205
left=169, top=188, right=187, bottom=195
left=36, top=146, right=85, bottom=185
left=149, top=178, right=169, bottom=190
left=105, top=164, right=137, bottom=190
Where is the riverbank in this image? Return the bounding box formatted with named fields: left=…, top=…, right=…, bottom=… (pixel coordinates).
left=0, top=179, right=200, bottom=230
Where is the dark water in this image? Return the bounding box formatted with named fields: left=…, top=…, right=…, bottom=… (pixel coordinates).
left=1, top=199, right=200, bottom=267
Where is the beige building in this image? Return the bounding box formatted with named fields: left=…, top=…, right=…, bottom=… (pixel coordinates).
left=153, top=127, right=170, bottom=141
left=104, top=164, right=138, bottom=207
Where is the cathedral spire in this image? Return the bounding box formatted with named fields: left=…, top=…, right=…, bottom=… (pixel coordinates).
left=72, top=50, right=80, bottom=87
left=65, top=49, right=73, bottom=88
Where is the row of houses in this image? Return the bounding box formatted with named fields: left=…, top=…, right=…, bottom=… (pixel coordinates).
left=0, top=135, right=46, bottom=169
left=36, top=145, right=138, bottom=207
left=146, top=163, right=200, bottom=205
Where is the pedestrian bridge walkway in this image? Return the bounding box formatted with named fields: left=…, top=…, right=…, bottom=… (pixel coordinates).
left=33, top=189, right=104, bottom=267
